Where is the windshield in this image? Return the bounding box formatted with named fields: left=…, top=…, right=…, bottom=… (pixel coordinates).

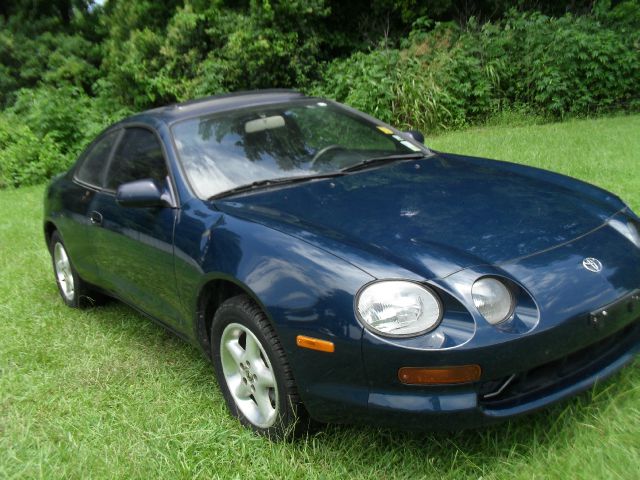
left=171, top=99, right=428, bottom=199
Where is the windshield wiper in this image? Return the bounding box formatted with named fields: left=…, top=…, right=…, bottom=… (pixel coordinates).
left=208, top=172, right=345, bottom=200
left=340, top=153, right=426, bottom=173
left=209, top=153, right=427, bottom=200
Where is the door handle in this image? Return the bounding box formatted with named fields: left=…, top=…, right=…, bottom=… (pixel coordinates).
left=89, top=211, right=103, bottom=226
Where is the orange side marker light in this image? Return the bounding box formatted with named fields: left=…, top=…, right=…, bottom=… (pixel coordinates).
left=398, top=365, right=482, bottom=385
left=296, top=335, right=335, bottom=353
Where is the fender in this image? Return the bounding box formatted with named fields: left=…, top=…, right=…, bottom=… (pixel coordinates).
left=172, top=198, right=375, bottom=421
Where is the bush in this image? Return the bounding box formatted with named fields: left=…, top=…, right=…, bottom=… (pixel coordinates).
left=0, top=117, right=66, bottom=188
left=312, top=49, right=403, bottom=123
left=316, top=6, right=640, bottom=133
left=475, top=11, right=640, bottom=116
left=0, top=87, right=130, bottom=188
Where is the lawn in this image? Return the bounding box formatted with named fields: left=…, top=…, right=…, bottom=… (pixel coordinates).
left=1, top=114, right=639, bottom=479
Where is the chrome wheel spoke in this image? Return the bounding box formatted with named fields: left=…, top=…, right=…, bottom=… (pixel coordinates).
left=244, top=334, right=261, bottom=363
left=232, top=376, right=252, bottom=400
left=224, top=337, right=246, bottom=367
left=255, top=363, right=275, bottom=388
left=253, top=385, right=275, bottom=421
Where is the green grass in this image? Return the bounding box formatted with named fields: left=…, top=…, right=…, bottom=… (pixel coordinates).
left=1, top=114, right=639, bottom=479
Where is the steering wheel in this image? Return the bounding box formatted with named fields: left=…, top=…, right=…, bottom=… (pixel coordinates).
left=310, top=144, right=345, bottom=168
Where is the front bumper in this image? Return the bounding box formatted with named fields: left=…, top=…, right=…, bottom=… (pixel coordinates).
left=356, top=291, right=640, bottom=429
left=303, top=287, right=640, bottom=427
left=362, top=316, right=640, bottom=429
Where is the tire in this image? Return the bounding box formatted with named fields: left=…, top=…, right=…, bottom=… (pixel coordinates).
left=211, top=295, right=310, bottom=439
left=49, top=231, right=103, bottom=308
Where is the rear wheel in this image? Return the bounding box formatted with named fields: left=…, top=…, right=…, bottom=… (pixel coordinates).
left=211, top=295, right=309, bottom=439
left=49, top=231, right=103, bottom=308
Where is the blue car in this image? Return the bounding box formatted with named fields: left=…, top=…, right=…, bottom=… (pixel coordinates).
left=44, top=90, right=640, bottom=438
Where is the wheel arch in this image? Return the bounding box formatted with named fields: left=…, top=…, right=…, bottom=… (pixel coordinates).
left=44, top=220, right=58, bottom=250
left=194, top=275, right=274, bottom=359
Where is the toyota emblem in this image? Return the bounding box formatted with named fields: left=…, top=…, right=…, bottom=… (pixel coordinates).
left=583, top=257, right=603, bottom=273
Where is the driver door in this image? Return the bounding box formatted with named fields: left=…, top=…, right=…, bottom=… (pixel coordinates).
left=88, top=126, right=183, bottom=329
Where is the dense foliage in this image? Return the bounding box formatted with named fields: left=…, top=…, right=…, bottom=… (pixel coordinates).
left=0, top=0, right=638, bottom=188
left=316, top=6, right=640, bottom=131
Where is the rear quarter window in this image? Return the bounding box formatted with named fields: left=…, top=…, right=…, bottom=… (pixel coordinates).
left=75, top=130, right=119, bottom=187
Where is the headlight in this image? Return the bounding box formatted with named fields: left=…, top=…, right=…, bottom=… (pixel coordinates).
left=356, top=281, right=442, bottom=336
left=609, top=218, right=640, bottom=248
left=471, top=277, right=514, bottom=325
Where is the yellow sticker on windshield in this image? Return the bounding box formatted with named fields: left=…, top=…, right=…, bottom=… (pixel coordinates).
left=376, top=126, right=394, bottom=135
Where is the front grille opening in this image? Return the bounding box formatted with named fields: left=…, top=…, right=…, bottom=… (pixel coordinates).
left=479, top=319, right=640, bottom=409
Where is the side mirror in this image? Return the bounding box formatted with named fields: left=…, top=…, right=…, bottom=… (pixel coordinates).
left=403, top=130, right=425, bottom=144
left=116, top=179, right=171, bottom=208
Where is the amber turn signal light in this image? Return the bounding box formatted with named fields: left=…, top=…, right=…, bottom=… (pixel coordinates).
left=296, top=335, right=335, bottom=353
left=398, top=365, right=481, bottom=385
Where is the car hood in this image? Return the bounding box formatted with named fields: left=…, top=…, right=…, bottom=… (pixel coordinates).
left=212, top=153, right=625, bottom=279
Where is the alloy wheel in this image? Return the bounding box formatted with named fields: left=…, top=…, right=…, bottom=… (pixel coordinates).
left=220, top=322, right=279, bottom=428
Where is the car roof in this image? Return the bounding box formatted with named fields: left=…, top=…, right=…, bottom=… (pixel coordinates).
left=119, top=89, right=310, bottom=128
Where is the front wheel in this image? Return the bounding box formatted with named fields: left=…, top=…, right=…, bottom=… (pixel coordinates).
left=211, top=295, right=309, bottom=438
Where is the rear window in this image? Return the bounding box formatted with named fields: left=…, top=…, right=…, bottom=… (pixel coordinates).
left=75, top=130, right=119, bottom=187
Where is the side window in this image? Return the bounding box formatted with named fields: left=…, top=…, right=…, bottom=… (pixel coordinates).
left=105, top=127, right=168, bottom=191
left=75, top=130, right=119, bottom=187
